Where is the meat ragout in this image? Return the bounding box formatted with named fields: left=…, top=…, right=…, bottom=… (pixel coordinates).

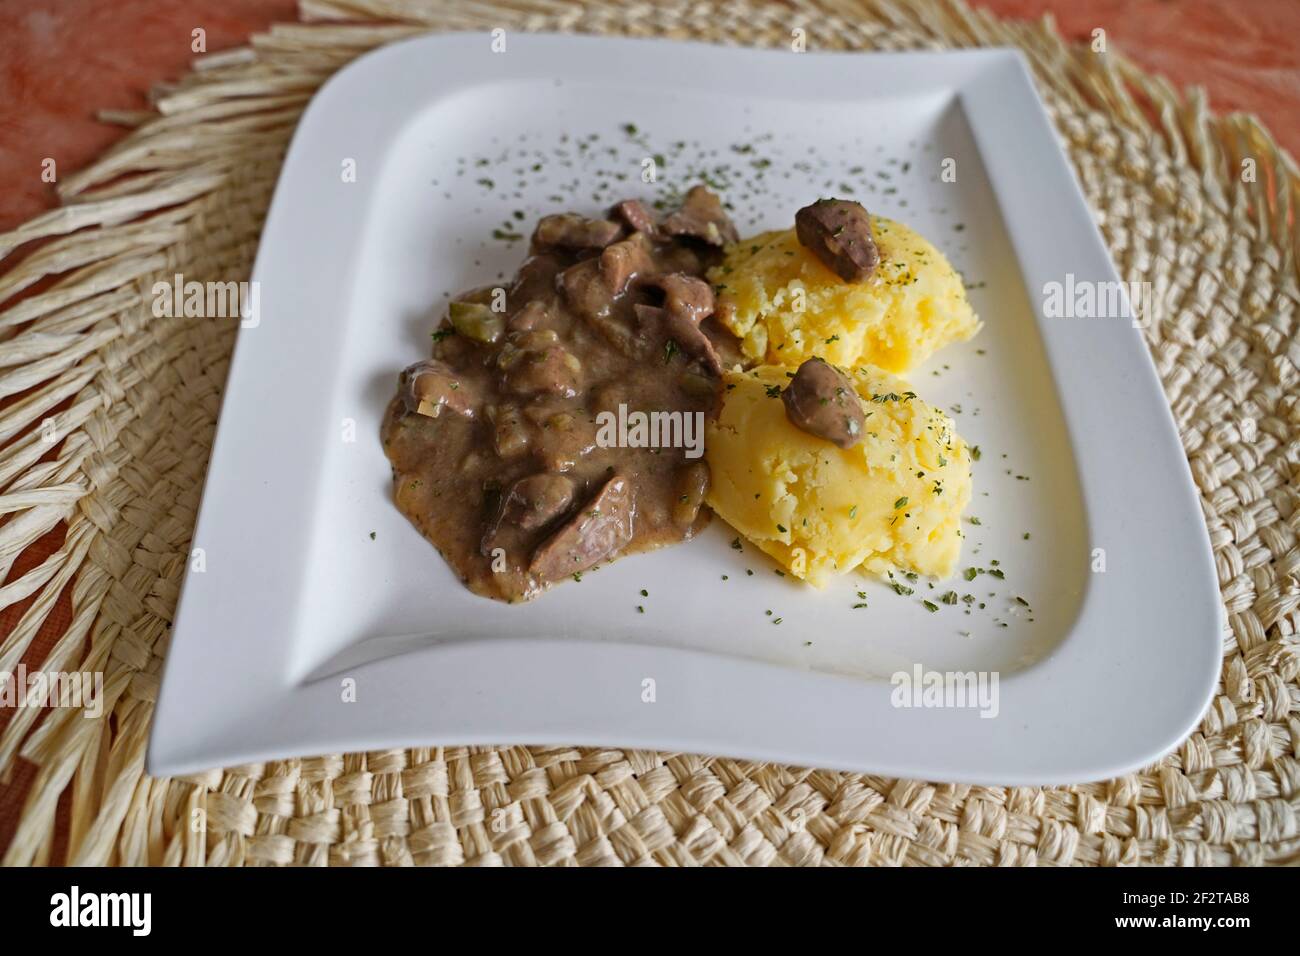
left=381, top=186, right=743, bottom=602
left=383, top=192, right=881, bottom=603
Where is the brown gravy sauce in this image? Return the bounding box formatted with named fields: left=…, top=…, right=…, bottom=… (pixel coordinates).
left=381, top=188, right=743, bottom=603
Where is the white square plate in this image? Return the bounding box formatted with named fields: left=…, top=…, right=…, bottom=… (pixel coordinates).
left=149, top=34, right=1221, bottom=784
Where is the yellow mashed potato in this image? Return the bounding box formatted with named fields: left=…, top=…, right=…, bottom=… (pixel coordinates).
left=706, top=364, right=972, bottom=587
left=708, top=218, right=980, bottom=374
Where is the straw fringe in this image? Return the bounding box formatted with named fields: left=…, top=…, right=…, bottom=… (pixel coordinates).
left=0, top=0, right=1296, bottom=866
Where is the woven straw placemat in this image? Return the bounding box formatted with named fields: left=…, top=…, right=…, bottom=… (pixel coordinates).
left=0, top=0, right=1296, bottom=867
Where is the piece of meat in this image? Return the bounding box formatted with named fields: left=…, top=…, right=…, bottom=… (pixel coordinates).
left=644, top=273, right=715, bottom=326
left=700, top=316, right=744, bottom=370
left=486, top=473, right=575, bottom=539
left=530, top=412, right=599, bottom=472
left=630, top=273, right=720, bottom=372
left=505, top=474, right=575, bottom=531
left=504, top=346, right=582, bottom=398
left=531, top=214, right=624, bottom=252
left=654, top=242, right=703, bottom=277
left=510, top=254, right=562, bottom=305
left=559, top=258, right=639, bottom=355
left=400, top=359, right=478, bottom=419
left=589, top=380, right=632, bottom=417
left=599, top=233, right=656, bottom=295
left=661, top=185, right=739, bottom=246
left=671, top=461, right=711, bottom=530
left=794, top=198, right=880, bottom=282
left=610, top=199, right=659, bottom=236
left=634, top=304, right=722, bottom=375
left=559, top=258, right=612, bottom=321
left=480, top=472, right=576, bottom=558
left=560, top=233, right=655, bottom=321
left=508, top=300, right=549, bottom=333
left=780, top=358, right=866, bottom=449
left=488, top=403, right=531, bottom=458
left=529, top=474, right=636, bottom=581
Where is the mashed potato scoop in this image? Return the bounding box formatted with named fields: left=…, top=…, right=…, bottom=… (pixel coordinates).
left=706, top=362, right=972, bottom=587
left=710, top=213, right=980, bottom=374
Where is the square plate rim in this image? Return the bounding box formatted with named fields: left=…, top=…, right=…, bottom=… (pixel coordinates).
left=148, top=32, right=1222, bottom=786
